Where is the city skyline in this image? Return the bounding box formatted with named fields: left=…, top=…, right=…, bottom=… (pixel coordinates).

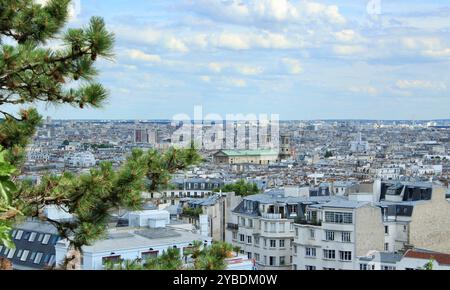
left=6, top=0, right=450, bottom=120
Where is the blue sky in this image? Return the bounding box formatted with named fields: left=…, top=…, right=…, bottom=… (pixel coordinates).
left=31, top=0, right=450, bottom=120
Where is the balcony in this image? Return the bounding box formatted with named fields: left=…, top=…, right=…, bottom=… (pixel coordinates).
left=261, top=213, right=283, bottom=219
left=227, top=223, right=239, bottom=231
left=295, top=218, right=322, bottom=226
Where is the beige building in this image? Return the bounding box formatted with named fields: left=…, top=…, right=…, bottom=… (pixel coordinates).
left=213, top=149, right=279, bottom=165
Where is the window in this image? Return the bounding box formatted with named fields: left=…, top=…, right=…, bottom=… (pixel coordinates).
left=34, top=252, right=43, bottom=264
left=383, top=266, right=396, bottom=270
left=294, top=245, right=297, bottom=254
left=305, top=265, right=316, bottom=270
left=28, top=232, right=37, bottom=242
left=37, top=234, right=43, bottom=242
left=306, top=247, right=316, bottom=257
left=280, top=223, right=285, bottom=233
left=7, top=249, right=15, bottom=259
left=20, top=250, right=29, bottom=262
left=403, top=225, right=407, bottom=232
left=50, top=236, right=59, bottom=245
left=279, top=256, right=285, bottom=266
left=339, top=251, right=352, bottom=261
left=23, top=232, right=31, bottom=240
left=102, top=255, right=121, bottom=265
left=42, top=234, right=51, bottom=245
left=247, top=236, right=252, bottom=244
left=264, top=239, right=267, bottom=247
left=325, top=231, right=335, bottom=241
left=323, top=267, right=335, bottom=270
left=279, top=240, right=285, bottom=248
left=239, top=234, right=245, bottom=242
left=324, top=211, right=353, bottom=224
left=384, top=243, right=389, bottom=251
left=254, top=237, right=260, bottom=245
left=309, top=229, right=315, bottom=239
left=0, top=246, right=3, bottom=253
left=232, top=232, right=237, bottom=240
left=385, top=226, right=389, bottom=234
left=342, top=232, right=351, bottom=243
left=323, top=250, right=335, bottom=260
left=29, top=252, right=36, bottom=261
left=269, top=256, right=275, bottom=266
left=270, top=240, right=276, bottom=248
left=255, top=253, right=260, bottom=261
left=15, top=230, right=24, bottom=240
left=248, top=219, right=253, bottom=228
left=360, top=264, right=368, bottom=270
left=295, top=228, right=299, bottom=236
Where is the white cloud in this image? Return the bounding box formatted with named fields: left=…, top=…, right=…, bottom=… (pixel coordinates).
left=166, top=37, right=189, bottom=53
left=349, top=86, right=378, bottom=95
left=209, top=62, right=226, bottom=73
left=236, top=65, right=264, bottom=76
left=281, top=58, right=303, bottom=74
left=200, top=75, right=211, bottom=82
left=186, top=0, right=346, bottom=26
left=333, top=45, right=367, bottom=55
left=124, top=49, right=161, bottom=62
left=214, top=33, right=251, bottom=50
left=228, top=78, right=247, bottom=87
left=396, top=80, right=447, bottom=90
left=422, top=48, right=450, bottom=58
left=334, top=29, right=358, bottom=42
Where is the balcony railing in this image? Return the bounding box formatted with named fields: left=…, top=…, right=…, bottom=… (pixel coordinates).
left=261, top=213, right=283, bottom=219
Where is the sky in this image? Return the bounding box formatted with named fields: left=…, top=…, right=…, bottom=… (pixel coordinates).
left=21, top=0, right=450, bottom=120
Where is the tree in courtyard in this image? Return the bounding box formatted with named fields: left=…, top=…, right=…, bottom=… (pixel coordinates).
left=0, top=0, right=201, bottom=270
left=214, top=179, right=260, bottom=197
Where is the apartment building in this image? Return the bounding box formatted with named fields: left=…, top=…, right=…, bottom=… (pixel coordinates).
left=292, top=199, right=384, bottom=270
left=379, top=183, right=450, bottom=253
left=226, top=189, right=332, bottom=270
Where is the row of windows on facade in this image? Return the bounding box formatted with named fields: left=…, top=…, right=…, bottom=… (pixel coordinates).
left=11, top=230, right=59, bottom=245
left=294, top=228, right=352, bottom=242
left=237, top=217, right=293, bottom=232
left=251, top=253, right=292, bottom=267
left=0, top=245, right=55, bottom=265
left=164, top=191, right=210, bottom=198
left=233, top=234, right=293, bottom=248
left=360, top=264, right=396, bottom=270
left=171, top=183, right=221, bottom=190
left=294, top=247, right=353, bottom=261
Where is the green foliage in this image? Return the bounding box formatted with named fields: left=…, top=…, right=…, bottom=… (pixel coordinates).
left=0, top=1, right=203, bottom=262
left=0, top=146, right=20, bottom=249
left=182, top=207, right=203, bottom=218
left=324, top=150, right=333, bottom=158
left=214, top=179, right=260, bottom=197
left=106, top=242, right=234, bottom=271
left=423, top=259, right=434, bottom=270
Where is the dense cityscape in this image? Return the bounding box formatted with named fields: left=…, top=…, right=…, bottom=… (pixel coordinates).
left=1, top=0, right=450, bottom=278
left=2, top=118, right=448, bottom=270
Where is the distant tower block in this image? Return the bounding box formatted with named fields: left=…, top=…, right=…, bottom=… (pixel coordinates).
left=279, top=133, right=292, bottom=160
